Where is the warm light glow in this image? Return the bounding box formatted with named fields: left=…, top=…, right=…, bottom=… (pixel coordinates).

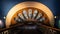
left=6, top=1, right=54, bottom=28
left=54, top=16, right=57, bottom=18
left=0, top=20, right=3, bottom=25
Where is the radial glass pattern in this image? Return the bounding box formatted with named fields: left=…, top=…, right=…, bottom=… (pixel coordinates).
left=11, top=7, right=50, bottom=26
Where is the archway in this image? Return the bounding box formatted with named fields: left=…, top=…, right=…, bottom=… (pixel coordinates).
left=6, top=1, right=54, bottom=28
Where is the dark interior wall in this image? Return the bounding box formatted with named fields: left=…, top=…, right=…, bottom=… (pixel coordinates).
left=0, top=0, right=59, bottom=16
